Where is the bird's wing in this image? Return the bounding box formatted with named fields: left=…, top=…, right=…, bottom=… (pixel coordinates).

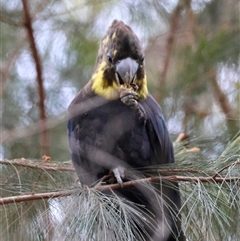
left=140, top=95, right=186, bottom=241
left=140, top=94, right=174, bottom=164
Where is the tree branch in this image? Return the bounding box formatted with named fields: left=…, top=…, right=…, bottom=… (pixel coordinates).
left=0, top=159, right=75, bottom=172
left=212, top=159, right=240, bottom=179
left=0, top=159, right=201, bottom=174
left=1, top=175, right=239, bottom=206
left=159, top=0, right=185, bottom=86
left=209, top=68, right=233, bottom=120
left=21, top=0, right=49, bottom=155
left=209, top=68, right=238, bottom=136
left=0, top=190, right=74, bottom=205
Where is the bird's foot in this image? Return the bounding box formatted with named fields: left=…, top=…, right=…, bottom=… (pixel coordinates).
left=120, top=89, right=146, bottom=120
left=120, top=89, right=138, bottom=106
left=112, top=166, right=125, bottom=187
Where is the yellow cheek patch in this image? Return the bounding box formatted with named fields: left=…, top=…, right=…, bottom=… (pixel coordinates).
left=113, top=49, right=117, bottom=56
left=92, top=61, right=148, bottom=100
left=91, top=61, right=119, bottom=100
left=137, top=75, right=148, bottom=99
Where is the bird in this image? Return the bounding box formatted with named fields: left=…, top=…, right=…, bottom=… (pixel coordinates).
left=67, top=20, right=185, bottom=241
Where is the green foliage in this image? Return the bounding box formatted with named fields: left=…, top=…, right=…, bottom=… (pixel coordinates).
left=174, top=136, right=240, bottom=240
left=1, top=137, right=240, bottom=241
left=1, top=0, right=239, bottom=159
left=0, top=159, right=75, bottom=240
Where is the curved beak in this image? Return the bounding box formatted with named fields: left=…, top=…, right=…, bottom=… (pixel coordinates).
left=116, top=57, right=138, bottom=85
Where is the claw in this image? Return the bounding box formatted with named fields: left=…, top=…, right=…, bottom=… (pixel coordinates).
left=119, top=89, right=138, bottom=107
left=118, top=88, right=146, bottom=121
left=119, top=89, right=138, bottom=99
left=112, top=166, right=125, bottom=187
left=121, top=95, right=138, bottom=107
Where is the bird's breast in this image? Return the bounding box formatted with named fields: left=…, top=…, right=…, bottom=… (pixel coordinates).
left=76, top=99, right=151, bottom=167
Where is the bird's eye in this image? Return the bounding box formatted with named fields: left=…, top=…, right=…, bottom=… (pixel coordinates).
left=107, top=55, right=113, bottom=64
left=140, top=56, right=144, bottom=63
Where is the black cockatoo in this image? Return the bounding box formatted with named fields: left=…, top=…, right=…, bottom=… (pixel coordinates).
left=68, top=20, right=185, bottom=241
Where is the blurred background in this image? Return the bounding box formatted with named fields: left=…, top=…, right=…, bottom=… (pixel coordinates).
left=1, top=0, right=239, bottom=161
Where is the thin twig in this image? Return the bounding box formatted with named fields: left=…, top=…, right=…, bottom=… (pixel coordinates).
left=2, top=95, right=107, bottom=144
left=0, top=175, right=239, bottom=206
left=212, top=159, right=240, bottom=179
left=0, top=159, right=202, bottom=174
left=0, top=190, right=74, bottom=205
left=1, top=112, right=67, bottom=144
left=0, top=159, right=75, bottom=172
left=21, top=0, right=49, bottom=155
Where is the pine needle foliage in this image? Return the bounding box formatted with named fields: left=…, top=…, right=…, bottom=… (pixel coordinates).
left=1, top=136, right=239, bottom=241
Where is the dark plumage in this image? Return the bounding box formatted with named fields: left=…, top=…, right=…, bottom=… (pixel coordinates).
left=68, top=20, right=185, bottom=241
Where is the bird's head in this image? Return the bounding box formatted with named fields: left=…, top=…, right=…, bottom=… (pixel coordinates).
left=91, top=20, right=148, bottom=100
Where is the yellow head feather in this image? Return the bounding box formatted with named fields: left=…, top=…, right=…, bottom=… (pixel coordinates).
left=91, top=61, right=119, bottom=100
